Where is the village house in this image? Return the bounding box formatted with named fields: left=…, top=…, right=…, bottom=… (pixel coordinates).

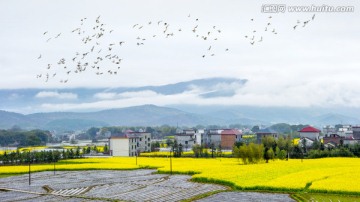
left=109, top=130, right=151, bottom=157
left=206, top=129, right=223, bottom=148
left=337, top=125, right=353, bottom=138
left=174, top=128, right=242, bottom=150
left=174, top=129, right=197, bottom=151
left=299, top=126, right=321, bottom=140
left=194, top=129, right=206, bottom=145
left=322, top=125, right=336, bottom=137
left=220, top=129, right=242, bottom=150
left=256, top=128, right=278, bottom=144
left=297, top=126, right=321, bottom=148
left=351, top=126, right=360, bottom=139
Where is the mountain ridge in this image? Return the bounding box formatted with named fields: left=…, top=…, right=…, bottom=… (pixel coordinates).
left=0, top=105, right=359, bottom=131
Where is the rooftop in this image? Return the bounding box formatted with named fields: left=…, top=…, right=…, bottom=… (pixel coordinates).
left=299, top=126, right=321, bottom=133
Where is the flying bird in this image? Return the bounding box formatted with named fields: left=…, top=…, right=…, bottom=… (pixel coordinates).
left=37, top=54, right=41, bottom=59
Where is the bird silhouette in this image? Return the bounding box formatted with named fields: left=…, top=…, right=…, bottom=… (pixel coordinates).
left=37, top=55, right=41, bottom=59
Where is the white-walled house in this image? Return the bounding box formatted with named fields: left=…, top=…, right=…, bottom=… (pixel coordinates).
left=337, top=125, right=353, bottom=138
left=206, top=129, right=224, bottom=147
left=298, top=126, right=321, bottom=140
left=109, top=130, right=151, bottom=156
left=175, top=129, right=196, bottom=150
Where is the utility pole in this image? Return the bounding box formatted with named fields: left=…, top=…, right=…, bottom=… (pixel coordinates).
left=53, top=151, right=56, bottom=175
left=28, top=151, right=31, bottom=185
left=170, top=147, right=173, bottom=175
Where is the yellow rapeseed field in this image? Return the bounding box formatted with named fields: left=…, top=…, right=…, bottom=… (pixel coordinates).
left=1, top=157, right=359, bottom=194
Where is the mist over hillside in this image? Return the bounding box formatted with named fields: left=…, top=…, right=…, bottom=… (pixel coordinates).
left=1, top=104, right=360, bottom=131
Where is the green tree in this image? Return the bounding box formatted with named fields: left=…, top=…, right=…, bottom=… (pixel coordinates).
left=233, top=145, right=240, bottom=161
left=277, top=136, right=286, bottom=150
left=193, top=144, right=201, bottom=158
left=251, top=125, right=260, bottom=133
left=312, top=139, right=321, bottom=150
left=104, top=144, right=109, bottom=153
left=239, top=145, right=248, bottom=164
left=265, top=147, right=275, bottom=163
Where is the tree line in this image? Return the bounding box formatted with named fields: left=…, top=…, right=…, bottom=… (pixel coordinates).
left=0, top=148, right=83, bottom=165
left=0, top=129, right=52, bottom=147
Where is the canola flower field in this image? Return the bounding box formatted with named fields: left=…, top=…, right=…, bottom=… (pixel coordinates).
left=1, top=157, right=359, bottom=194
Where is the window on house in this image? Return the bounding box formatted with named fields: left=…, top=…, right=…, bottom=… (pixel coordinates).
left=148, top=143, right=150, bottom=147
left=140, top=138, right=142, bottom=141
left=148, top=138, right=150, bottom=141
left=185, top=141, right=188, bottom=144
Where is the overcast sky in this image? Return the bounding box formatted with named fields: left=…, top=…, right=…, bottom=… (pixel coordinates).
left=0, top=0, right=359, bottom=112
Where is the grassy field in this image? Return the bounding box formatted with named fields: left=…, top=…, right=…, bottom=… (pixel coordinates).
left=293, top=192, right=360, bottom=202
left=1, top=157, right=360, bottom=196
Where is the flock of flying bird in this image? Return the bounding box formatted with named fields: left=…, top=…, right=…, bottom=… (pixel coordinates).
left=245, top=14, right=316, bottom=45
left=36, top=14, right=316, bottom=83
left=37, top=15, right=125, bottom=83
left=132, top=14, right=228, bottom=59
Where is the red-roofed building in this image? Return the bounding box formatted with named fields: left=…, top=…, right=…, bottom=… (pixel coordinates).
left=298, top=126, right=321, bottom=140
